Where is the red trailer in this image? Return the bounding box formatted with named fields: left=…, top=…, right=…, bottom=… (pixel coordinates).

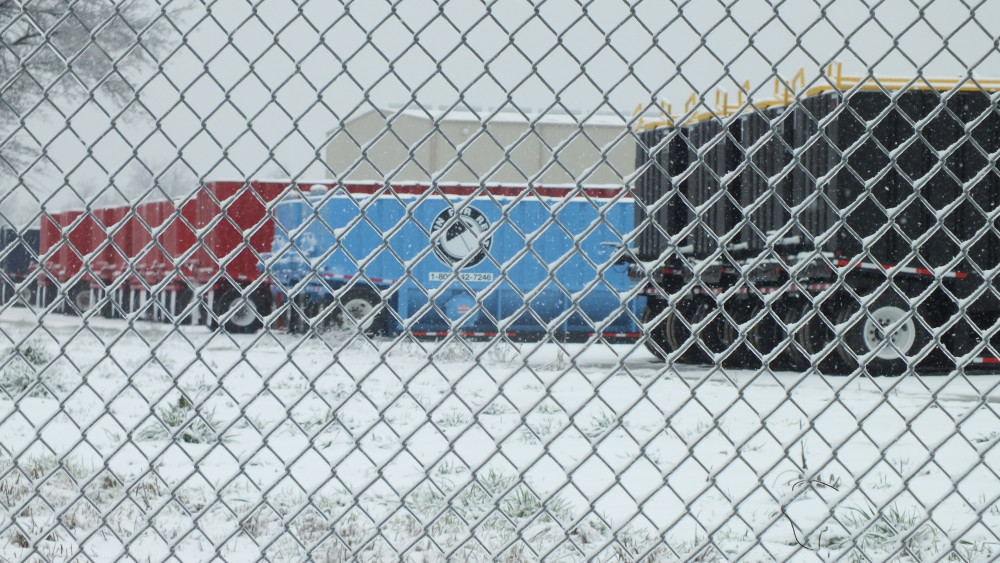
left=67, top=213, right=99, bottom=287
left=160, top=198, right=198, bottom=281
left=37, top=212, right=64, bottom=306
left=187, top=180, right=289, bottom=330
left=81, top=206, right=130, bottom=315
left=188, top=180, right=286, bottom=283
left=126, top=200, right=173, bottom=319
left=39, top=210, right=100, bottom=312
left=36, top=180, right=292, bottom=329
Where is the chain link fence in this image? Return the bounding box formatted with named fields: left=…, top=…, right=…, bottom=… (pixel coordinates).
left=0, top=0, right=998, bottom=561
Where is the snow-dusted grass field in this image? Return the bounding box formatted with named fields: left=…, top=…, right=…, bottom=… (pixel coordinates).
left=0, top=306, right=998, bottom=561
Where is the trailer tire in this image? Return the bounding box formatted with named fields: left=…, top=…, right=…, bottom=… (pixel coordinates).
left=14, top=284, right=34, bottom=308
left=749, top=296, right=810, bottom=371
left=337, top=287, right=388, bottom=336
left=666, top=298, right=710, bottom=363
left=796, top=295, right=851, bottom=373
left=835, top=292, right=927, bottom=376
left=718, top=296, right=763, bottom=368
left=641, top=304, right=671, bottom=360
left=691, top=298, right=728, bottom=361
left=69, top=285, right=96, bottom=315
left=216, top=290, right=264, bottom=333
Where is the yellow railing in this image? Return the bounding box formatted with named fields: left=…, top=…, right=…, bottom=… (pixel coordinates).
left=807, top=61, right=1000, bottom=95
left=633, top=62, right=1000, bottom=132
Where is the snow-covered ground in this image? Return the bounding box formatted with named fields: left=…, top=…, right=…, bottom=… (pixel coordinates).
left=0, top=306, right=998, bottom=561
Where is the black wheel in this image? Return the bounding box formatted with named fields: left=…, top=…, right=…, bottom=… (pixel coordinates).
left=216, top=290, right=265, bottom=333
left=68, top=285, right=96, bottom=315
left=12, top=283, right=34, bottom=308
left=796, top=293, right=851, bottom=373
left=641, top=304, right=670, bottom=361
left=691, top=298, right=728, bottom=362
left=718, top=295, right=764, bottom=368
left=835, top=291, right=929, bottom=376
left=749, top=295, right=810, bottom=371
left=665, top=298, right=710, bottom=363
left=336, top=287, right=389, bottom=336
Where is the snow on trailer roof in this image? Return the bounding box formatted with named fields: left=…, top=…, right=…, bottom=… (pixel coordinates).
left=47, top=181, right=631, bottom=214
left=634, top=61, right=1000, bottom=132
left=275, top=181, right=631, bottom=200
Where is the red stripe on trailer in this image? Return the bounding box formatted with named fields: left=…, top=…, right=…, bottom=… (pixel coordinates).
left=461, top=331, right=519, bottom=338
left=692, top=283, right=835, bottom=296
left=760, top=283, right=832, bottom=294
left=833, top=259, right=967, bottom=279
left=973, top=357, right=1000, bottom=364
left=323, top=182, right=629, bottom=200
left=412, top=331, right=519, bottom=338
left=213, top=180, right=628, bottom=199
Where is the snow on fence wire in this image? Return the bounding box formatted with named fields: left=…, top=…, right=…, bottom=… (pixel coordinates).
left=0, top=1, right=999, bottom=561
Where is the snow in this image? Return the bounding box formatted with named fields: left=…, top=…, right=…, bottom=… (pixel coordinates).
left=0, top=306, right=998, bottom=561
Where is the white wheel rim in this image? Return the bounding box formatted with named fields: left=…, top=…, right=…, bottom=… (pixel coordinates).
left=863, top=305, right=915, bottom=360
left=228, top=298, right=258, bottom=327
left=343, top=297, right=374, bottom=330
left=17, top=287, right=31, bottom=303
left=75, top=291, right=94, bottom=311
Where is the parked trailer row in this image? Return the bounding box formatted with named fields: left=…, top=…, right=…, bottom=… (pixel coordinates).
left=26, top=181, right=641, bottom=339
left=35, top=180, right=287, bottom=330
left=265, top=183, right=641, bottom=339
left=633, top=74, right=1000, bottom=374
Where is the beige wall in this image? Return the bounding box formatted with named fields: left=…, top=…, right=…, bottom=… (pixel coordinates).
left=325, top=111, right=635, bottom=185
left=325, top=113, right=434, bottom=181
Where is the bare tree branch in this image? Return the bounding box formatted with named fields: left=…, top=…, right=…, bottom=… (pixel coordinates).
left=0, top=0, right=186, bottom=180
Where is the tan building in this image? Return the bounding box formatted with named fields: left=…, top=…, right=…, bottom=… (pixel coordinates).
left=324, top=108, right=635, bottom=185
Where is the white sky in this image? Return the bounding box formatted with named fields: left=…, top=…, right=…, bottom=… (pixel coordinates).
left=19, top=0, right=1000, bottom=212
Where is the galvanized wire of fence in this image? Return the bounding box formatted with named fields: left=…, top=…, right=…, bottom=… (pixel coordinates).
left=0, top=0, right=998, bottom=561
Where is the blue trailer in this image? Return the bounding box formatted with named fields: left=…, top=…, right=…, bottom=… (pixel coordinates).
left=0, top=226, right=39, bottom=305
left=261, top=183, right=642, bottom=340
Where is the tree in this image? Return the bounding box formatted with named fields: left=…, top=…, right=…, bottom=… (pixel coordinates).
left=0, top=0, right=182, bottom=180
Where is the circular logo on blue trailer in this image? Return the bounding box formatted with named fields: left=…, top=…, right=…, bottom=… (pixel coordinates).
left=431, top=206, right=492, bottom=268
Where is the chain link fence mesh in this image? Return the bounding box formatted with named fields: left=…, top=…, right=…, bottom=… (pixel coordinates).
left=0, top=0, right=998, bottom=561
